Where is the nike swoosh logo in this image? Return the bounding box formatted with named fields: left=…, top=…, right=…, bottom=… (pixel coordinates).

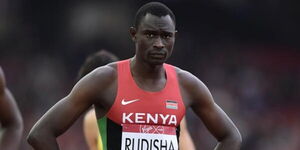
left=121, top=99, right=140, bottom=105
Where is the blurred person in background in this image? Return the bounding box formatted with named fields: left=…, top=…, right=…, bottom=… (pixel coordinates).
left=0, top=67, right=23, bottom=150
left=79, top=50, right=196, bottom=150
left=27, top=2, right=241, bottom=150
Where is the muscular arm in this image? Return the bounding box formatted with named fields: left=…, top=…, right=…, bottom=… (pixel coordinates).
left=27, top=66, right=116, bottom=150
left=0, top=67, right=23, bottom=150
left=178, top=70, right=242, bottom=150
left=83, top=109, right=99, bottom=150
left=179, top=117, right=196, bottom=150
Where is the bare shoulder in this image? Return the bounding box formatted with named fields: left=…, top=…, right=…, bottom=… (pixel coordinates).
left=173, top=66, right=205, bottom=89
left=78, top=62, right=117, bottom=87
left=67, top=63, right=117, bottom=99
left=89, top=62, right=117, bottom=79
left=173, top=66, right=212, bottom=106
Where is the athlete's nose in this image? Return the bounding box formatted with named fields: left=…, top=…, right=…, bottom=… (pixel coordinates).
left=153, top=37, right=165, bottom=49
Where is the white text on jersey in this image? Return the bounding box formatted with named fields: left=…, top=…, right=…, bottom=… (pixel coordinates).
left=122, top=113, right=177, bottom=126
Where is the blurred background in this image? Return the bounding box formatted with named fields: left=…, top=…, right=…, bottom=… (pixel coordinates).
left=1, top=0, right=300, bottom=149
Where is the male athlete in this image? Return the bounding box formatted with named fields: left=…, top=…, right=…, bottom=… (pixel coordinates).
left=28, top=2, right=242, bottom=150
left=0, top=67, right=23, bottom=150
left=79, top=50, right=195, bottom=150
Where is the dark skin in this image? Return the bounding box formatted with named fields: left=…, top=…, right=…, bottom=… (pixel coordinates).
left=28, top=13, right=241, bottom=150
left=0, top=67, right=23, bottom=150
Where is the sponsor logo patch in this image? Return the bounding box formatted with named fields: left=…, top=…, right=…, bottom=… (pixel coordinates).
left=121, top=99, right=140, bottom=105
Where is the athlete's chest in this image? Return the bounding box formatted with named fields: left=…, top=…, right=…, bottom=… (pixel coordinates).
left=106, top=60, right=186, bottom=126
left=119, top=94, right=183, bottom=124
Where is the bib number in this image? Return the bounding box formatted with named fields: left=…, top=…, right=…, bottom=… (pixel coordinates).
left=121, top=124, right=178, bottom=150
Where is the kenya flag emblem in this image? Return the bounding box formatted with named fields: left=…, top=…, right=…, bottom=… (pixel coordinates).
left=166, top=100, right=178, bottom=110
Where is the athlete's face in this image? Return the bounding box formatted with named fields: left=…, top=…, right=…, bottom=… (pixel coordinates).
left=130, top=13, right=176, bottom=65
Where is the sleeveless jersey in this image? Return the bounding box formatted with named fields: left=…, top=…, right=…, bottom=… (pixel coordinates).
left=97, top=59, right=185, bottom=150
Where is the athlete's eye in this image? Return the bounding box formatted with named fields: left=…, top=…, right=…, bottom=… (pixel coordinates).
left=163, top=35, right=172, bottom=39
left=146, top=33, right=155, bottom=38
left=162, top=34, right=172, bottom=39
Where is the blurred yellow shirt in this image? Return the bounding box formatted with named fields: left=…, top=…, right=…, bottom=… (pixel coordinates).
left=97, top=134, right=103, bottom=150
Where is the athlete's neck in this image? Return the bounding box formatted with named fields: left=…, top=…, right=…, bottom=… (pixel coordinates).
left=130, top=56, right=165, bottom=79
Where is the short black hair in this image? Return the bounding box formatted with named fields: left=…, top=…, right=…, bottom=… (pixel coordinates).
left=134, top=2, right=176, bottom=29
left=77, top=50, right=119, bottom=80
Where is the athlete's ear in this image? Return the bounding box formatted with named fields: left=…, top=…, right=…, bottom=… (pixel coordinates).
left=129, top=27, right=137, bottom=42
left=174, top=30, right=178, bottom=38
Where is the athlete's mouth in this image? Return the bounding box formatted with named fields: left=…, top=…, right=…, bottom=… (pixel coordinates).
left=149, top=52, right=166, bottom=59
